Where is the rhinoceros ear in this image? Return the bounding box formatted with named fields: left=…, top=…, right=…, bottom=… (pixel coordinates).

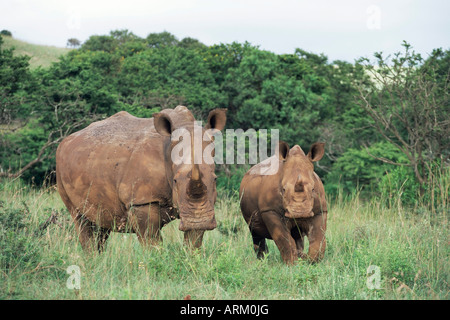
left=153, top=112, right=174, bottom=136
left=278, top=141, right=290, bottom=161
left=307, top=142, right=325, bottom=162
left=205, top=108, right=227, bottom=131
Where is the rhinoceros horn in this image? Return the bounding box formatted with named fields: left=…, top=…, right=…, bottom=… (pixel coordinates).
left=294, top=174, right=304, bottom=193
left=192, top=163, right=200, bottom=181
left=188, top=132, right=206, bottom=198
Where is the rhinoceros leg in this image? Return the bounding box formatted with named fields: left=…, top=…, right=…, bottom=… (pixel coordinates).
left=305, top=213, right=327, bottom=263
left=97, top=228, right=111, bottom=252
left=261, top=211, right=297, bottom=264
left=184, top=230, right=204, bottom=249
left=72, top=212, right=110, bottom=252
left=291, top=227, right=307, bottom=260
left=73, top=213, right=96, bottom=251
left=128, top=202, right=162, bottom=247
left=251, top=232, right=268, bottom=259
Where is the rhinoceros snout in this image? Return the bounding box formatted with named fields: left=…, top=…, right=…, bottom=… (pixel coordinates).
left=178, top=211, right=217, bottom=231
left=285, top=208, right=314, bottom=219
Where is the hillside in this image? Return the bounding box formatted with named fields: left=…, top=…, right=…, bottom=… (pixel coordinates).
left=1, top=35, right=72, bottom=69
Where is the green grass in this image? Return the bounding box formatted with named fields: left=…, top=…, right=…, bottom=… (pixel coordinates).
left=2, top=36, right=72, bottom=69
left=0, top=180, right=448, bottom=300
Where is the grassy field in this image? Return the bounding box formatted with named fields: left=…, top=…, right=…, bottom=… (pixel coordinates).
left=1, top=36, right=71, bottom=69
left=0, top=179, right=448, bottom=300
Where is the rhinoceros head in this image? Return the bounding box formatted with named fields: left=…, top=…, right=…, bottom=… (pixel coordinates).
left=154, top=106, right=227, bottom=231
left=279, top=142, right=325, bottom=219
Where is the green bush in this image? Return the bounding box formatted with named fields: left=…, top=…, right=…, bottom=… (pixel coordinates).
left=0, top=30, right=12, bottom=37
left=380, top=161, right=450, bottom=209
left=383, top=240, right=417, bottom=287
left=0, top=205, right=40, bottom=271
left=216, top=165, right=248, bottom=196
left=208, top=248, right=245, bottom=290
left=326, top=142, right=408, bottom=196
left=379, top=166, right=419, bottom=207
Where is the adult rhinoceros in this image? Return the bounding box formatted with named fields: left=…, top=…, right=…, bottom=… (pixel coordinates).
left=56, top=106, right=226, bottom=251
left=239, top=142, right=327, bottom=264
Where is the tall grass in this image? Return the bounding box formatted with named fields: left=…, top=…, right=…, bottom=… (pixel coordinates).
left=0, top=177, right=448, bottom=300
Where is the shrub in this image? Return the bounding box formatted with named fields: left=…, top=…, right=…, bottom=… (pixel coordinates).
left=380, top=161, right=450, bottom=210
left=0, top=205, right=40, bottom=271
left=326, top=142, right=408, bottom=196
left=0, top=30, right=12, bottom=37
left=379, top=166, right=419, bottom=207
left=208, top=248, right=245, bottom=290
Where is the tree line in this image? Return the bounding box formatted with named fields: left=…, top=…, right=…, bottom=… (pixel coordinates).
left=0, top=30, right=448, bottom=208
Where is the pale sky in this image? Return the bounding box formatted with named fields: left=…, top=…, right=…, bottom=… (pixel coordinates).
left=1, top=0, right=449, bottom=62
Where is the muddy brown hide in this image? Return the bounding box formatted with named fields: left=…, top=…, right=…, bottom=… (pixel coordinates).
left=239, top=142, right=327, bottom=264
left=56, top=106, right=226, bottom=251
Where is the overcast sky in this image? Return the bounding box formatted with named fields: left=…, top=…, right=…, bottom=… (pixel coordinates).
left=1, top=0, right=449, bottom=62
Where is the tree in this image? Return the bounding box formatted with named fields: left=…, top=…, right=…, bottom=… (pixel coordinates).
left=117, top=45, right=224, bottom=117
left=355, top=42, right=449, bottom=194
left=0, top=43, right=120, bottom=181
left=178, top=37, right=206, bottom=50
left=82, top=35, right=118, bottom=52
left=0, top=30, right=12, bottom=37
left=67, top=38, right=81, bottom=48
left=0, top=36, right=31, bottom=126
left=109, top=29, right=138, bottom=45
left=0, top=36, right=75, bottom=181
left=146, top=31, right=179, bottom=48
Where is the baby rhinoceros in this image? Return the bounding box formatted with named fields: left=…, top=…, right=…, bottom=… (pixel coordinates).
left=239, top=142, right=327, bottom=264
